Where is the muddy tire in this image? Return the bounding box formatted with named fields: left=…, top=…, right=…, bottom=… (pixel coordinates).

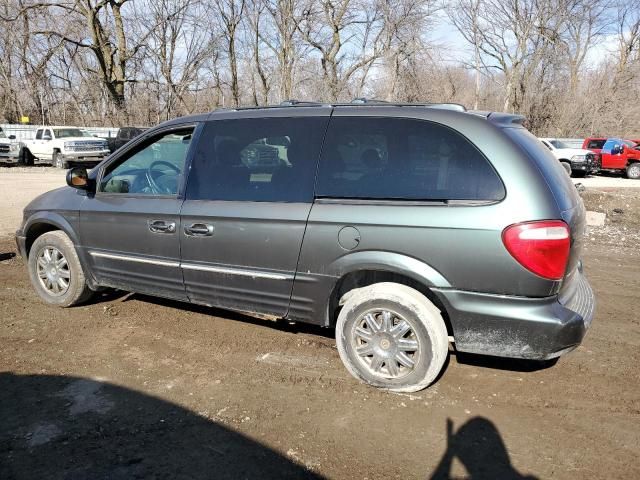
left=28, top=231, right=93, bottom=307
left=335, top=282, right=449, bottom=392
left=627, top=163, right=640, bottom=180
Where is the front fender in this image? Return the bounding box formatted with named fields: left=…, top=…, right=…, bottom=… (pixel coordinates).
left=24, top=211, right=80, bottom=248
left=22, top=211, right=98, bottom=289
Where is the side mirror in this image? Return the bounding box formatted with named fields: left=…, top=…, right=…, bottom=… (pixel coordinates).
left=43, top=134, right=52, bottom=141
left=66, top=167, right=92, bottom=191
left=8, top=135, right=16, bottom=140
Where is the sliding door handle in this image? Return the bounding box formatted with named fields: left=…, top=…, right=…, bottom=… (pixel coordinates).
left=148, top=220, right=176, bottom=233
left=184, top=223, right=214, bottom=236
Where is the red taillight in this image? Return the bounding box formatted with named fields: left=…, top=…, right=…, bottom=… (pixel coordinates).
left=502, top=220, right=571, bottom=280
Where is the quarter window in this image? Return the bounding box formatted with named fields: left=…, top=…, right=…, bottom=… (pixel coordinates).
left=186, top=117, right=329, bottom=202
left=316, top=117, right=505, bottom=201
left=99, top=128, right=193, bottom=195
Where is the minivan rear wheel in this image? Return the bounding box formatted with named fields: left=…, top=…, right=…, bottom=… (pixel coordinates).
left=28, top=231, right=93, bottom=307
left=335, top=282, right=449, bottom=392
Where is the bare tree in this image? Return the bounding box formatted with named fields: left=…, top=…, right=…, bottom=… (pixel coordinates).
left=296, top=0, right=390, bottom=100
left=208, top=0, right=246, bottom=107
left=260, top=0, right=304, bottom=101
left=141, top=0, right=212, bottom=120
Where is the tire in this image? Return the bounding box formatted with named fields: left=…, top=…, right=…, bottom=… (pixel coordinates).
left=560, top=162, right=572, bottom=176
left=28, top=231, right=93, bottom=307
left=53, top=151, right=69, bottom=169
left=335, top=282, right=449, bottom=392
left=20, top=148, right=34, bottom=166
left=626, top=163, right=640, bottom=180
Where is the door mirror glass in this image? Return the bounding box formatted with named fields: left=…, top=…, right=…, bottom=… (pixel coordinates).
left=43, top=134, right=52, bottom=141
left=66, top=167, right=91, bottom=190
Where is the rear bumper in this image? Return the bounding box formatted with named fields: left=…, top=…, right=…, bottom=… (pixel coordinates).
left=434, top=269, right=595, bottom=360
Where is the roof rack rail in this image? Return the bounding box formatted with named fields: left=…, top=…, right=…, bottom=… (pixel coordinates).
left=279, top=99, right=323, bottom=106
left=350, top=97, right=390, bottom=104
left=346, top=100, right=466, bottom=111
left=425, top=103, right=466, bottom=112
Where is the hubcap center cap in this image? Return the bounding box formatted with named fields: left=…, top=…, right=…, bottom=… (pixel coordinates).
left=379, top=339, right=391, bottom=350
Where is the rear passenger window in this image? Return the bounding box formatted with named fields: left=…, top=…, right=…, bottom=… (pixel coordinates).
left=186, top=117, right=329, bottom=202
left=316, top=117, right=504, bottom=201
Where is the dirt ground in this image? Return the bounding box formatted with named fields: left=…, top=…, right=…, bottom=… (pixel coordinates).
left=1, top=167, right=639, bottom=479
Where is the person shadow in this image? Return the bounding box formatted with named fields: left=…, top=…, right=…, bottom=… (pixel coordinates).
left=429, top=418, right=539, bottom=480
left=0, top=372, right=324, bottom=479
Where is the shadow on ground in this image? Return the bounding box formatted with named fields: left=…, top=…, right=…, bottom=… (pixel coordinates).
left=0, top=373, right=324, bottom=479
left=0, top=251, right=16, bottom=262
left=430, top=418, right=539, bottom=480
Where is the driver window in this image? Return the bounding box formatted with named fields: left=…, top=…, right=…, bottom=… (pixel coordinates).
left=100, top=128, right=194, bottom=195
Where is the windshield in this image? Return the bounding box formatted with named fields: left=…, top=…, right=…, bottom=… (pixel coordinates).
left=550, top=140, right=571, bottom=149
left=53, top=128, right=93, bottom=138
left=623, top=140, right=637, bottom=148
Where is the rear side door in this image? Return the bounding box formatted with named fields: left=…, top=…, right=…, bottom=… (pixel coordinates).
left=180, top=110, right=330, bottom=317
left=79, top=124, right=199, bottom=300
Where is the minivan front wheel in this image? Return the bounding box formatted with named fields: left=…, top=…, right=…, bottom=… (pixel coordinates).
left=336, top=283, right=449, bottom=392
left=28, top=231, right=93, bottom=307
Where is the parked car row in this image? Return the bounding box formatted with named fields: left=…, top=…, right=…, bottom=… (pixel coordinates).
left=538, top=136, right=640, bottom=179
left=0, top=125, right=146, bottom=168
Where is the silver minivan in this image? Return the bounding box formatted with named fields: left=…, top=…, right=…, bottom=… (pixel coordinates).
left=16, top=102, right=595, bottom=392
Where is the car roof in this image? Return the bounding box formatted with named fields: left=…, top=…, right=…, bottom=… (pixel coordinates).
left=158, top=101, right=526, bottom=131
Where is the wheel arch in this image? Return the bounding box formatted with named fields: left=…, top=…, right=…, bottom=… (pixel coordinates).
left=323, top=252, right=453, bottom=334
left=24, top=214, right=99, bottom=289
left=23, top=213, right=80, bottom=257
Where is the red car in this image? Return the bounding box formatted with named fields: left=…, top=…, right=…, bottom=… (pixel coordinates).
left=582, top=137, right=640, bottom=179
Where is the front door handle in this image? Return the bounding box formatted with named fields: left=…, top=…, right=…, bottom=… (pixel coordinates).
left=148, top=220, right=176, bottom=234
left=184, top=223, right=214, bottom=236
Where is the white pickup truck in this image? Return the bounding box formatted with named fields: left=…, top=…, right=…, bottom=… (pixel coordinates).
left=538, top=138, right=600, bottom=178
left=0, top=127, right=20, bottom=164
left=20, top=126, right=110, bottom=168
